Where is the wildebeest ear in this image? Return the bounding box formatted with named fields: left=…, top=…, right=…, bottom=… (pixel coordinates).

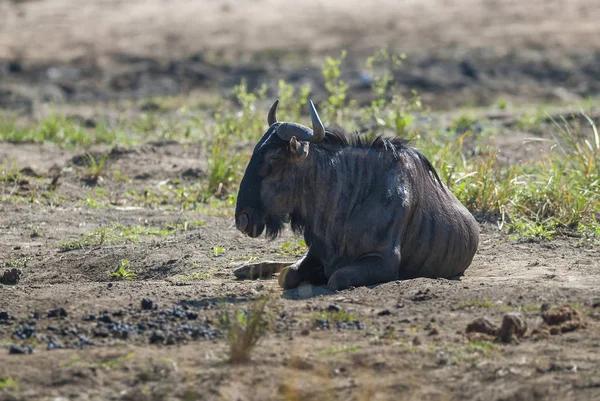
left=289, top=136, right=309, bottom=161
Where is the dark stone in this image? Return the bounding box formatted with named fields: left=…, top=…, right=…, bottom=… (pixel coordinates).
left=150, top=330, right=166, bottom=344
left=0, top=268, right=22, bottom=285
left=47, top=337, right=64, bottom=351
left=327, top=304, right=341, bottom=312
left=47, top=308, right=68, bottom=318
left=141, top=298, right=154, bottom=310
left=8, top=345, right=27, bottom=355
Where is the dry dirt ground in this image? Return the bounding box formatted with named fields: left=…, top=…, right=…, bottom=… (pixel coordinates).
left=2, top=0, right=600, bottom=109
left=1, top=1, right=600, bottom=401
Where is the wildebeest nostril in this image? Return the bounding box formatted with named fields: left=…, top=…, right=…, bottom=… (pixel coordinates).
left=237, top=213, right=249, bottom=232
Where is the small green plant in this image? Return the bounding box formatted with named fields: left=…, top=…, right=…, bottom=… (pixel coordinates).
left=220, top=297, right=271, bottom=364
left=30, top=226, right=45, bottom=238
left=179, top=270, right=214, bottom=281
left=495, top=98, right=509, bottom=110
left=321, top=50, right=349, bottom=120
left=278, top=238, right=307, bottom=256
left=83, top=153, right=108, bottom=184
left=450, top=113, right=479, bottom=134
left=0, top=377, right=19, bottom=390
left=110, top=259, right=137, bottom=281
left=205, top=135, right=243, bottom=198
left=313, top=310, right=358, bottom=323
left=509, top=220, right=557, bottom=241
left=0, top=256, right=31, bottom=269
left=212, top=246, right=225, bottom=257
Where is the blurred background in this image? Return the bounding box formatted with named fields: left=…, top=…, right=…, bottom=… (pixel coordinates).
left=1, top=0, right=599, bottom=112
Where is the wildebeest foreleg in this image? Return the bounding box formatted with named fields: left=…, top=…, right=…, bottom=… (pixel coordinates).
left=278, top=249, right=327, bottom=289
left=327, top=255, right=398, bottom=291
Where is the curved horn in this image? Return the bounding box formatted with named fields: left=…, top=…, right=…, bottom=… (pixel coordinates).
left=268, top=99, right=279, bottom=126
left=276, top=122, right=314, bottom=142
left=309, top=100, right=325, bottom=142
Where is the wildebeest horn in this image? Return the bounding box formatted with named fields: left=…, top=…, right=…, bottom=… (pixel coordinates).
left=268, top=99, right=279, bottom=126
left=276, top=122, right=314, bottom=142
left=273, top=99, right=326, bottom=143
left=309, top=100, right=325, bottom=142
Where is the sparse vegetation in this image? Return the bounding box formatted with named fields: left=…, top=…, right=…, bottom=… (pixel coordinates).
left=0, top=377, right=19, bottom=390
left=0, top=51, right=598, bottom=243
left=278, top=238, right=307, bottom=256
left=212, top=246, right=225, bottom=257
left=83, top=153, right=109, bottom=184
left=179, top=270, right=214, bottom=281
left=58, top=222, right=204, bottom=252
left=219, top=297, right=271, bottom=364
left=110, top=259, right=137, bottom=281
left=319, top=345, right=362, bottom=355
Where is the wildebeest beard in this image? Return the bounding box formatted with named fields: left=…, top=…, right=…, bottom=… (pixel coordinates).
left=264, top=212, right=306, bottom=240
left=264, top=214, right=288, bottom=240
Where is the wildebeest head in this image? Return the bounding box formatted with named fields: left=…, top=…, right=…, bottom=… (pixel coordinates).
left=235, top=99, right=325, bottom=238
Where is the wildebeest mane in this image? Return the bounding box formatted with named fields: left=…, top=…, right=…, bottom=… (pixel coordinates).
left=320, top=125, right=444, bottom=188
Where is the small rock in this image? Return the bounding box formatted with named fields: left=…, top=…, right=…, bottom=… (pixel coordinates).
left=83, top=313, right=96, bottom=321
left=541, top=305, right=585, bottom=333
left=98, top=315, right=113, bottom=324
left=300, top=329, right=310, bottom=336
left=165, top=334, right=176, bottom=345
left=8, top=344, right=27, bottom=355
left=497, top=312, right=527, bottom=343
left=0, top=311, right=12, bottom=321
left=150, top=330, right=166, bottom=344
left=327, top=304, right=342, bottom=313
left=466, top=317, right=498, bottom=335
left=412, top=336, right=422, bottom=346
left=410, top=289, right=437, bottom=302
left=0, top=268, right=22, bottom=285
left=141, top=298, right=154, bottom=310
left=47, top=308, right=68, bottom=318
left=47, top=337, right=64, bottom=351
left=377, top=309, right=392, bottom=316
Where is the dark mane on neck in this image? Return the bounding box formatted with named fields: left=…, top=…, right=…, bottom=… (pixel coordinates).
left=319, top=125, right=444, bottom=188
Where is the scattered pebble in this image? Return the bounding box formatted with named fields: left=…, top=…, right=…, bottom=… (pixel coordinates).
left=150, top=330, right=166, bottom=344
left=47, top=308, right=68, bottom=318
left=541, top=305, right=585, bottom=334
left=466, top=317, right=498, bottom=336
left=0, top=311, right=13, bottom=321
left=497, top=312, right=527, bottom=343
left=0, top=268, right=22, bottom=285
left=8, top=344, right=31, bottom=355
left=141, top=298, right=154, bottom=310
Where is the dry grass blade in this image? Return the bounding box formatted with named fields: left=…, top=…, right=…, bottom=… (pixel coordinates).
left=221, top=297, right=271, bottom=364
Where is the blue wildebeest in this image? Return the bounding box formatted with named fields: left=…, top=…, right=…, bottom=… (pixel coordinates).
left=235, top=100, right=479, bottom=291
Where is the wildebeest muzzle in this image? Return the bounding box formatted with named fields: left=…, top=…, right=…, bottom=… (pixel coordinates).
left=235, top=207, right=265, bottom=238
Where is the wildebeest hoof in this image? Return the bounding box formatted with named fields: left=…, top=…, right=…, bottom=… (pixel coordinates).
left=278, top=266, right=302, bottom=289
left=326, top=273, right=351, bottom=292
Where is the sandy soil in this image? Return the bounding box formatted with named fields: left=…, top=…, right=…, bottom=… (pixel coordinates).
left=0, top=133, right=598, bottom=401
